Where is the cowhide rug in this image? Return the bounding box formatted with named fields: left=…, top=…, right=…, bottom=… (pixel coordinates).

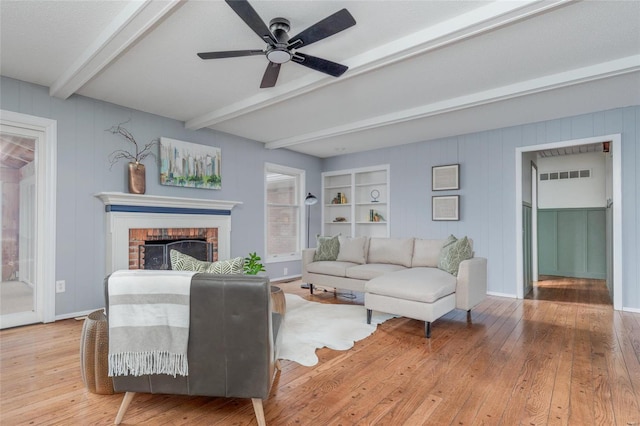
left=278, top=293, right=394, bottom=366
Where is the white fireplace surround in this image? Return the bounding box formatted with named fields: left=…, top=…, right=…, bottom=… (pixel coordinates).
left=95, top=192, right=242, bottom=273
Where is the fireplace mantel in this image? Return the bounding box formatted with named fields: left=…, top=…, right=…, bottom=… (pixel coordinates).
left=95, top=192, right=242, bottom=212
left=95, top=192, right=242, bottom=273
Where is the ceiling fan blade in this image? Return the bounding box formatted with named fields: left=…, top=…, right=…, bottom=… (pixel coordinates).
left=225, top=0, right=276, bottom=45
left=291, top=53, right=348, bottom=77
left=260, top=62, right=281, bottom=88
left=197, top=50, right=264, bottom=59
left=288, top=9, right=356, bottom=49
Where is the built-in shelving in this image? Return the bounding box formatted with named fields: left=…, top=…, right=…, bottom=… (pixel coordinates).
left=321, top=165, right=389, bottom=238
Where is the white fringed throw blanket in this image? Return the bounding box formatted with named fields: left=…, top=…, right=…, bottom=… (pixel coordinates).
left=108, top=270, right=196, bottom=377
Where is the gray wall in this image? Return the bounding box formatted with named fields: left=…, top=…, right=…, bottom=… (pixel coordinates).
left=323, top=106, right=640, bottom=310
left=1, top=76, right=323, bottom=316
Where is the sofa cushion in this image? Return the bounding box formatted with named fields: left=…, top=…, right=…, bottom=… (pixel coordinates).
left=345, top=263, right=406, bottom=280
left=313, top=234, right=340, bottom=261
left=438, top=236, right=473, bottom=276
left=306, top=261, right=358, bottom=277
left=337, top=236, right=368, bottom=264
left=365, top=268, right=457, bottom=303
left=412, top=239, right=447, bottom=267
left=367, top=237, right=414, bottom=267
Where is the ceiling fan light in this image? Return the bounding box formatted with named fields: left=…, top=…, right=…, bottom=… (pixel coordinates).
left=267, top=49, right=291, bottom=64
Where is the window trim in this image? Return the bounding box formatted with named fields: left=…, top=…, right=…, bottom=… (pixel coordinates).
left=264, top=163, right=305, bottom=263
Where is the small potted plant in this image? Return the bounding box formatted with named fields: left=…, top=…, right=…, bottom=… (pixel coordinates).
left=244, top=252, right=266, bottom=275
left=107, top=120, right=158, bottom=194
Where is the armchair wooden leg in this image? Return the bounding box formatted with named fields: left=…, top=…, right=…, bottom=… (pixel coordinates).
left=251, top=398, right=266, bottom=426
left=115, top=392, right=136, bottom=425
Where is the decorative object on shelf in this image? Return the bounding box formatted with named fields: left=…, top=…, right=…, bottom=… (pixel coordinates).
left=370, top=189, right=380, bottom=202
left=160, top=137, right=221, bottom=189
left=432, top=164, right=460, bottom=191
left=432, top=195, right=460, bottom=221
left=369, top=210, right=385, bottom=222
left=128, top=163, right=146, bottom=194
left=244, top=252, right=266, bottom=275
left=332, top=192, right=347, bottom=204
left=107, top=120, right=159, bottom=195
left=333, top=217, right=347, bottom=222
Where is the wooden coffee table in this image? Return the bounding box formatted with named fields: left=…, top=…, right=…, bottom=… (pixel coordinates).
left=270, top=286, right=286, bottom=317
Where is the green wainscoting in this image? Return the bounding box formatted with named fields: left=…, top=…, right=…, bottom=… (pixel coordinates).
left=523, top=204, right=533, bottom=294
left=538, top=208, right=606, bottom=279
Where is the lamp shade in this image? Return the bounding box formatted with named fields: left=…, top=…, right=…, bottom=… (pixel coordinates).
left=304, top=193, right=318, bottom=205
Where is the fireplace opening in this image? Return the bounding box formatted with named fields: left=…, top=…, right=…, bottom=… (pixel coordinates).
left=140, top=239, right=213, bottom=270
left=129, top=227, right=218, bottom=270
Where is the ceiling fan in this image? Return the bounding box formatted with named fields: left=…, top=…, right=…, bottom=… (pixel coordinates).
left=197, top=0, right=356, bottom=88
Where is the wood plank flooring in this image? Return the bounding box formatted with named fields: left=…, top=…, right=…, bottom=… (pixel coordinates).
left=1, top=278, right=639, bottom=425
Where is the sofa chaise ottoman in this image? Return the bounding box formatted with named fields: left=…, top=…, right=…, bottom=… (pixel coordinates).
left=302, top=236, right=487, bottom=337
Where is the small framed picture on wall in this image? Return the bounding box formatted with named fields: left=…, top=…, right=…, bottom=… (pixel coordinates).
left=432, top=195, right=459, bottom=221
left=432, top=164, right=460, bottom=191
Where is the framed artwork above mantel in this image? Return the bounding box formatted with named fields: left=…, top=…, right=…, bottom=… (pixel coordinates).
left=160, top=137, right=222, bottom=189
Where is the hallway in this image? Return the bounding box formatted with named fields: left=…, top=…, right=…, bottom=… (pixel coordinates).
left=526, top=275, right=612, bottom=305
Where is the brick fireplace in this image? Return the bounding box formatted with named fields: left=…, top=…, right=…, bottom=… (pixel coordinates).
left=129, top=227, right=218, bottom=269
left=95, top=192, right=242, bottom=274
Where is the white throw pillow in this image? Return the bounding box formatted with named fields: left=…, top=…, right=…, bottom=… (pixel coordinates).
left=337, top=236, right=368, bottom=264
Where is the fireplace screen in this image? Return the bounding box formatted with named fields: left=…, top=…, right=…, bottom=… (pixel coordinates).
left=139, top=240, right=213, bottom=270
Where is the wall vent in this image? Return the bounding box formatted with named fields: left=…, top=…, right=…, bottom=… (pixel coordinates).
left=540, top=169, right=590, bottom=181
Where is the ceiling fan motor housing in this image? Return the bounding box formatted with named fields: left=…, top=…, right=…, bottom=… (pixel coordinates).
left=267, top=18, right=291, bottom=64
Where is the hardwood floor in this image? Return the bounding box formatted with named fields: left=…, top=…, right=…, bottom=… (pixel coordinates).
left=1, top=278, right=639, bottom=425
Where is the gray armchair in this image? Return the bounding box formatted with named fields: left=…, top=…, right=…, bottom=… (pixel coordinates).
left=105, top=273, right=283, bottom=425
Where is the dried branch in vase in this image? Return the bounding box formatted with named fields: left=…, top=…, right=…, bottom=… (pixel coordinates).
left=106, top=120, right=159, bottom=169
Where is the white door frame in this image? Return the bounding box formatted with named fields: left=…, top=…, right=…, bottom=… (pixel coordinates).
left=515, top=134, right=622, bottom=310
left=531, top=162, right=538, bottom=282
left=0, top=110, right=57, bottom=326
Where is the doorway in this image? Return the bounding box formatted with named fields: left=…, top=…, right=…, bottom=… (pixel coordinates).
left=515, top=134, right=622, bottom=310
left=0, top=111, right=57, bottom=329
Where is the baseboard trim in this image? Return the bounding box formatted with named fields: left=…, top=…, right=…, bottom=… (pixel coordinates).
left=55, top=308, right=103, bottom=322
left=622, top=306, right=640, bottom=313
left=487, top=291, right=517, bottom=299
left=270, top=274, right=302, bottom=283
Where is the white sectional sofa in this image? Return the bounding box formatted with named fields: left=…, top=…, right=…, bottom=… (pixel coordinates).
left=302, top=236, right=487, bottom=337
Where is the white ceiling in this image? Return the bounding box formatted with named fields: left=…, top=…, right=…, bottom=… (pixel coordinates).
left=1, top=0, right=639, bottom=158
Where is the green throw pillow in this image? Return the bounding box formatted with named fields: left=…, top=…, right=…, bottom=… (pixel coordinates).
left=437, top=236, right=473, bottom=276
left=170, top=249, right=210, bottom=272
left=313, top=234, right=340, bottom=261
left=205, top=257, right=244, bottom=274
